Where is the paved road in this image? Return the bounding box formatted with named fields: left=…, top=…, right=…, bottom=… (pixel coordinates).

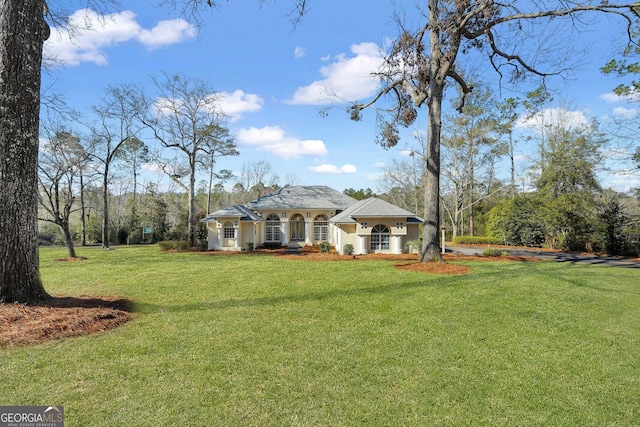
left=448, top=246, right=640, bottom=268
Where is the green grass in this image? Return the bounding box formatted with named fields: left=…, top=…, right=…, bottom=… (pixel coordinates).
left=2, top=245, right=640, bottom=426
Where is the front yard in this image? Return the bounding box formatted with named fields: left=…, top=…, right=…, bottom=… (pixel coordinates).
left=1, top=245, right=639, bottom=426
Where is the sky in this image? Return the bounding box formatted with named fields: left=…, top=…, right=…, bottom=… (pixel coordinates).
left=41, top=0, right=640, bottom=193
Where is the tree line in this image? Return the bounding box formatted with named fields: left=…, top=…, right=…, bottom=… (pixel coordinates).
left=3, top=0, right=639, bottom=303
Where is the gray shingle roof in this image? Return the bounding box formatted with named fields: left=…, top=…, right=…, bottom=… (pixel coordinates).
left=245, top=185, right=357, bottom=210
left=200, top=205, right=263, bottom=223
left=330, top=197, right=423, bottom=224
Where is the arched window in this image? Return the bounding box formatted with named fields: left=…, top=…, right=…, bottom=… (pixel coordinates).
left=313, top=214, right=328, bottom=241
left=223, top=222, right=235, bottom=239
left=265, top=214, right=281, bottom=242
left=370, top=224, right=390, bottom=252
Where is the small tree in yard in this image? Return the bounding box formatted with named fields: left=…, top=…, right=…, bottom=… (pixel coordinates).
left=348, top=0, right=640, bottom=263
left=38, top=129, right=87, bottom=258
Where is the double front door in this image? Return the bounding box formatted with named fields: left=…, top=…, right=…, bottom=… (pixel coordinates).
left=290, top=214, right=305, bottom=241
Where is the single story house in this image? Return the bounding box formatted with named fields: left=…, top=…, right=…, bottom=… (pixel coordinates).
left=200, top=185, right=423, bottom=254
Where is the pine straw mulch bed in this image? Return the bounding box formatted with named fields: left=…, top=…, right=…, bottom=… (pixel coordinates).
left=0, top=295, right=133, bottom=349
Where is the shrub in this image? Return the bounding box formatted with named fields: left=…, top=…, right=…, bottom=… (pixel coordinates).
left=483, top=248, right=507, bottom=257
left=453, top=236, right=502, bottom=245
left=343, top=244, right=354, bottom=255
left=244, top=242, right=254, bottom=252
left=319, top=241, right=331, bottom=253
left=405, top=239, right=421, bottom=254
left=259, top=242, right=283, bottom=250
left=117, top=228, right=129, bottom=245
left=158, top=240, right=191, bottom=251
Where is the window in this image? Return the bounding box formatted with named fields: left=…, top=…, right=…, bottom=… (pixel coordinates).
left=313, top=215, right=328, bottom=241
left=223, top=222, right=235, bottom=239
left=266, top=214, right=281, bottom=242
left=370, top=224, right=390, bottom=252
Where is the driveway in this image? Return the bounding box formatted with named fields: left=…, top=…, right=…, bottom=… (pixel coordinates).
left=448, top=246, right=640, bottom=268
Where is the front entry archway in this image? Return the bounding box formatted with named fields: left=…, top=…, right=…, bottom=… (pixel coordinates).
left=289, top=214, right=305, bottom=242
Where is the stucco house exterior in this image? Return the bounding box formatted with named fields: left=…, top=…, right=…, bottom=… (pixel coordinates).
left=200, top=185, right=423, bottom=254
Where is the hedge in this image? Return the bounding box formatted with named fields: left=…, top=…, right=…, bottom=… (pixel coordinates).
left=452, top=236, right=502, bottom=245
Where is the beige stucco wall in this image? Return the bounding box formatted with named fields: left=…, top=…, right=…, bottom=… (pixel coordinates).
left=333, top=218, right=422, bottom=255
left=206, top=212, right=422, bottom=253
left=256, top=210, right=336, bottom=247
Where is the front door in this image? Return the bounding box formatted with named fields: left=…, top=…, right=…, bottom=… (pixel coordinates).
left=290, top=214, right=305, bottom=241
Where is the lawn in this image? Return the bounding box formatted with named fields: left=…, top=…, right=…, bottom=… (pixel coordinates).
left=1, top=245, right=639, bottom=426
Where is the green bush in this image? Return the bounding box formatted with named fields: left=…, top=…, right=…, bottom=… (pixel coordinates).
left=483, top=248, right=507, bottom=257
left=342, top=244, right=354, bottom=255
left=244, top=242, right=254, bottom=252
left=259, top=242, right=283, bottom=250
left=158, top=240, right=191, bottom=251
left=453, top=236, right=502, bottom=245
left=319, top=241, right=331, bottom=253
left=405, top=239, right=422, bottom=253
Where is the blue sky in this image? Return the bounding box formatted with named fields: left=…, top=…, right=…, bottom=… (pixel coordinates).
left=42, top=1, right=640, bottom=193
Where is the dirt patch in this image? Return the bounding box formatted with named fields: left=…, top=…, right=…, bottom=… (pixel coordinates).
left=53, top=257, right=88, bottom=262
left=0, top=296, right=133, bottom=348
left=394, top=261, right=470, bottom=275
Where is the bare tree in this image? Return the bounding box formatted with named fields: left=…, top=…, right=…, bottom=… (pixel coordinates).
left=141, top=72, right=238, bottom=246
left=236, top=160, right=280, bottom=203
left=86, top=83, right=145, bottom=249
left=38, top=129, right=85, bottom=257
left=349, top=0, right=639, bottom=263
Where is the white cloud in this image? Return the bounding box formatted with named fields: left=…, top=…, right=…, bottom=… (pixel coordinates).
left=137, top=18, right=196, bottom=50
left=600, top=92, right=624, bottom=103
left=605, top=170, right=640, bottom=192
left=515, top=107, right=589, bottom=132
left=600, top=91, right=640, bottom=104
left=236, top=126, right=328, bottom=160
left=44, top=9, right=196, bottom=67
left=219, top=90, right=264, bottom=122
left=287, top=42, right=385, bottom=105
left=613, top=106, right=639, bottom=118
left=373, top=162, right=387, bottom=168
left=294, top=46, right=307, bottom=59
left=309, top=164, right=357, bottom=174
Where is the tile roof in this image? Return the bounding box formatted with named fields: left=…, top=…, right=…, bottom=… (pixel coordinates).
left=330, top=197, right=423, bottom=224
left=245, top=185, right=357, bottom=210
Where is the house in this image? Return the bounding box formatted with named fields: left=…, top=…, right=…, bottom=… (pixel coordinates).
left=200, top=185, right=423, bottom=254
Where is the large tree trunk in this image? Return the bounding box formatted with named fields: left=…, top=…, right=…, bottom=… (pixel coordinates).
left=0, top=0, right=50, bottom=302
left=420, top=82, right=444, bottom=263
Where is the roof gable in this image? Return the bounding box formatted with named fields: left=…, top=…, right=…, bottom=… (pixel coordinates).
left=201, top=205, right=263, bottom=222
left=331, top=197, right=423, bottom=224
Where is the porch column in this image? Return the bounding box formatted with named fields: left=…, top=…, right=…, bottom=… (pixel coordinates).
left=358, top=235, right=368, bottom=255
left=234, top=222, right=240, bottom=249
left=305, top=220, right=311, bottom=245
left=216, top=223, right=222, bottom=249
left=253, top=223, right=259, bottom=248
left=392, top=235, right=403, bottom=254
left=281, top=220, right=288, bottom=245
